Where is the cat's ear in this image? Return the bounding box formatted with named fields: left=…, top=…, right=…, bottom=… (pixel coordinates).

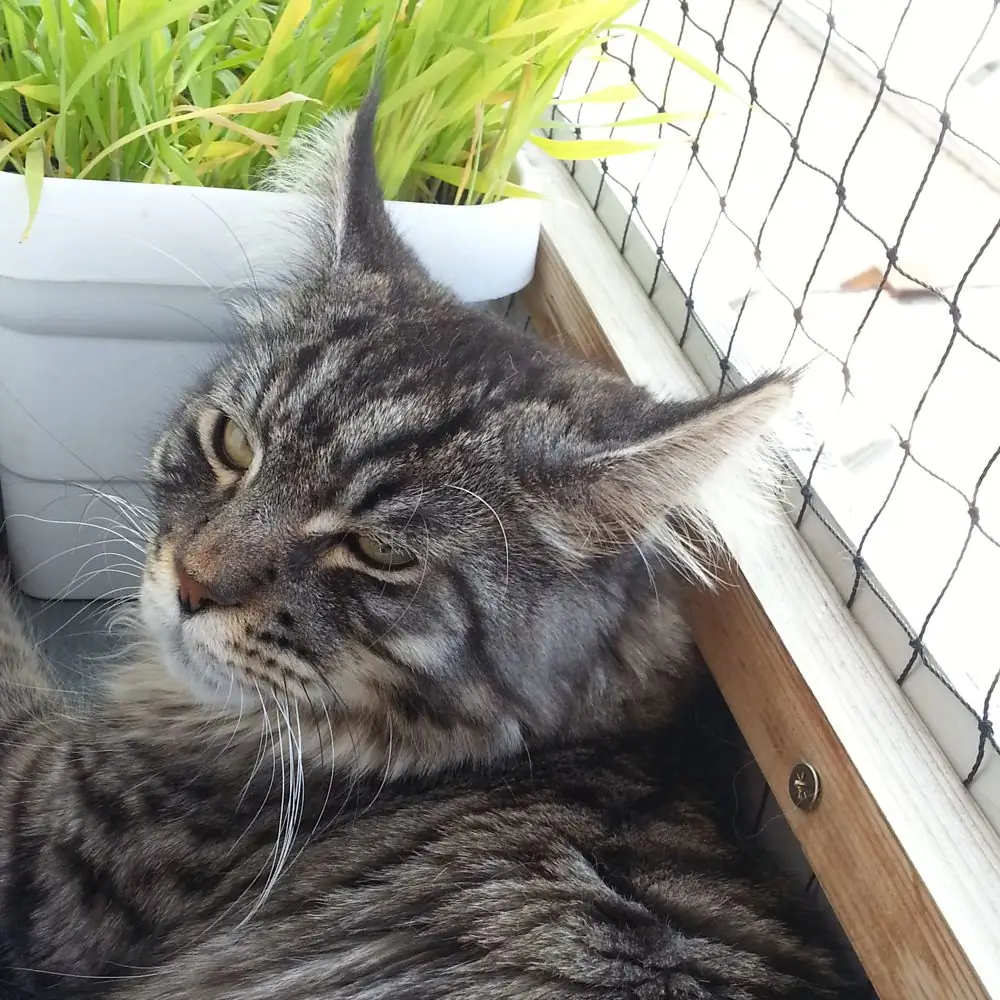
left=264, top=86, right=421, bottom=278
left=546, top=374, right=792, bottom=582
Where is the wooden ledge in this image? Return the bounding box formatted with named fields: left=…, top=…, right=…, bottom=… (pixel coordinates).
left=520, top=144, right=1000, bottom=1000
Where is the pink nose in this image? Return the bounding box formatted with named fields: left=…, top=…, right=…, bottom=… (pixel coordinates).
left=175, top=558, right=221, bottom=615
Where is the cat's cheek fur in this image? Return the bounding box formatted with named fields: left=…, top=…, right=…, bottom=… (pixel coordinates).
left=139, top=553, right=235, bottom=706
left=139, top=567, right=181, bottom=667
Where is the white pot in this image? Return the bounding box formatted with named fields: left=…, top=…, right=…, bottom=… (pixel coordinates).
left=0, top=172, right=540, bottom=599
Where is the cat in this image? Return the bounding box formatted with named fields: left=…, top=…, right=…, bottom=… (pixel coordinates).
left=0, top=90, right=867, bottom=999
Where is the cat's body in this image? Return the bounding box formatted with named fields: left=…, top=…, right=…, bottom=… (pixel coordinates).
left=0, top=92, right=865, bottom=998
left=0, top=583, right=856, bottom=1000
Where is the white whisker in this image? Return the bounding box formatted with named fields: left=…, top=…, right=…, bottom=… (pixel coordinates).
left=444, top=483, right=510, bottom=598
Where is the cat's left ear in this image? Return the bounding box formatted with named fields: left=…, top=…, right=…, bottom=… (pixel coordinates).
left=544, top=374, right=793, bottom=581
left=264, top=85, right=423, bottom=279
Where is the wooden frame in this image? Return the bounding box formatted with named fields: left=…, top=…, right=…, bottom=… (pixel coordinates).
left=520, top=145, right=1000, bottom=1000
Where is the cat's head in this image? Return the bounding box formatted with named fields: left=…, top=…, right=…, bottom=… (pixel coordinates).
left=140, top=91, right=790, bottom=776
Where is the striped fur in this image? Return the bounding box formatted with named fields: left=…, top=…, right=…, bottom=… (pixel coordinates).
left=0, top=92, right=865, bottom=998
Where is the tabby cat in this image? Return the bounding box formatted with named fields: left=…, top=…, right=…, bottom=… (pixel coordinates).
left=0, top=92, right=865, bottom=998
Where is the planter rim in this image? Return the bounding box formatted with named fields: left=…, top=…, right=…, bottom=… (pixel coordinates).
left=0, top=169, right=541, bottom=302
left=0, top=168, right=530, bottom=209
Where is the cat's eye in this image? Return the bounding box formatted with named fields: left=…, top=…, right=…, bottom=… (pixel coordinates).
left=213, top=416, right=255, bottom=472
left=349, top=533, right=417, bottom=571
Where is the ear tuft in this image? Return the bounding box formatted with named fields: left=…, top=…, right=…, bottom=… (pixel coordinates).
left=262, top=85, right=422, bottom=279
left=552, top=373, right=793, bottom=584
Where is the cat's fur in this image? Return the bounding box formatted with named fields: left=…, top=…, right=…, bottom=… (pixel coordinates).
left=0, top=91, right=865, bottom=998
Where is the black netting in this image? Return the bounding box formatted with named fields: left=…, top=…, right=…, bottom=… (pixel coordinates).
left=546, top=0, right=1000, bottom=799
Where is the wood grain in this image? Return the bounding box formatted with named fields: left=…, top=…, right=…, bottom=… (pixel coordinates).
left=520, top=144, right=1000, bottom=1000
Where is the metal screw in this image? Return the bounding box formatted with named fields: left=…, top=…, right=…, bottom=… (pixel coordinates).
left=788, top=761, right=821, bottom=811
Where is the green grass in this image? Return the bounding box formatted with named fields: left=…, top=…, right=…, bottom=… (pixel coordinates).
left=0, top=0, right=727, bottom=204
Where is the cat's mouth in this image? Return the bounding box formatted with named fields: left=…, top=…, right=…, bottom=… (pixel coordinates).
left=164, top=637, right=242, bottom=707
left=147, top=606, right=243, bottom=708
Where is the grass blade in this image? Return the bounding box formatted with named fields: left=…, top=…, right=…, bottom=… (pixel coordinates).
left=415, top=160, right=541, bottom=199
left=554, top=82, right=640, bottom=104
left=614, top=23, right=735, bottom=94
left=528, top=133, right=660, bottom=159
left=21, top=137, right=45, bottom=241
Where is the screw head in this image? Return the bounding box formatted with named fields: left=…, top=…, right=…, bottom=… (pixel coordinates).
left=788, top=761, right=821, bottom=810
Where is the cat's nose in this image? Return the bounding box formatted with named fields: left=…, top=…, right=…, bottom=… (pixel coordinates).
left=175, top=557, right=227, bottom=615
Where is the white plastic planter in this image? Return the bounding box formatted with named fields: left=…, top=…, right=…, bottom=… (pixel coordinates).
left=0, top=172, right=540, bottom=599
